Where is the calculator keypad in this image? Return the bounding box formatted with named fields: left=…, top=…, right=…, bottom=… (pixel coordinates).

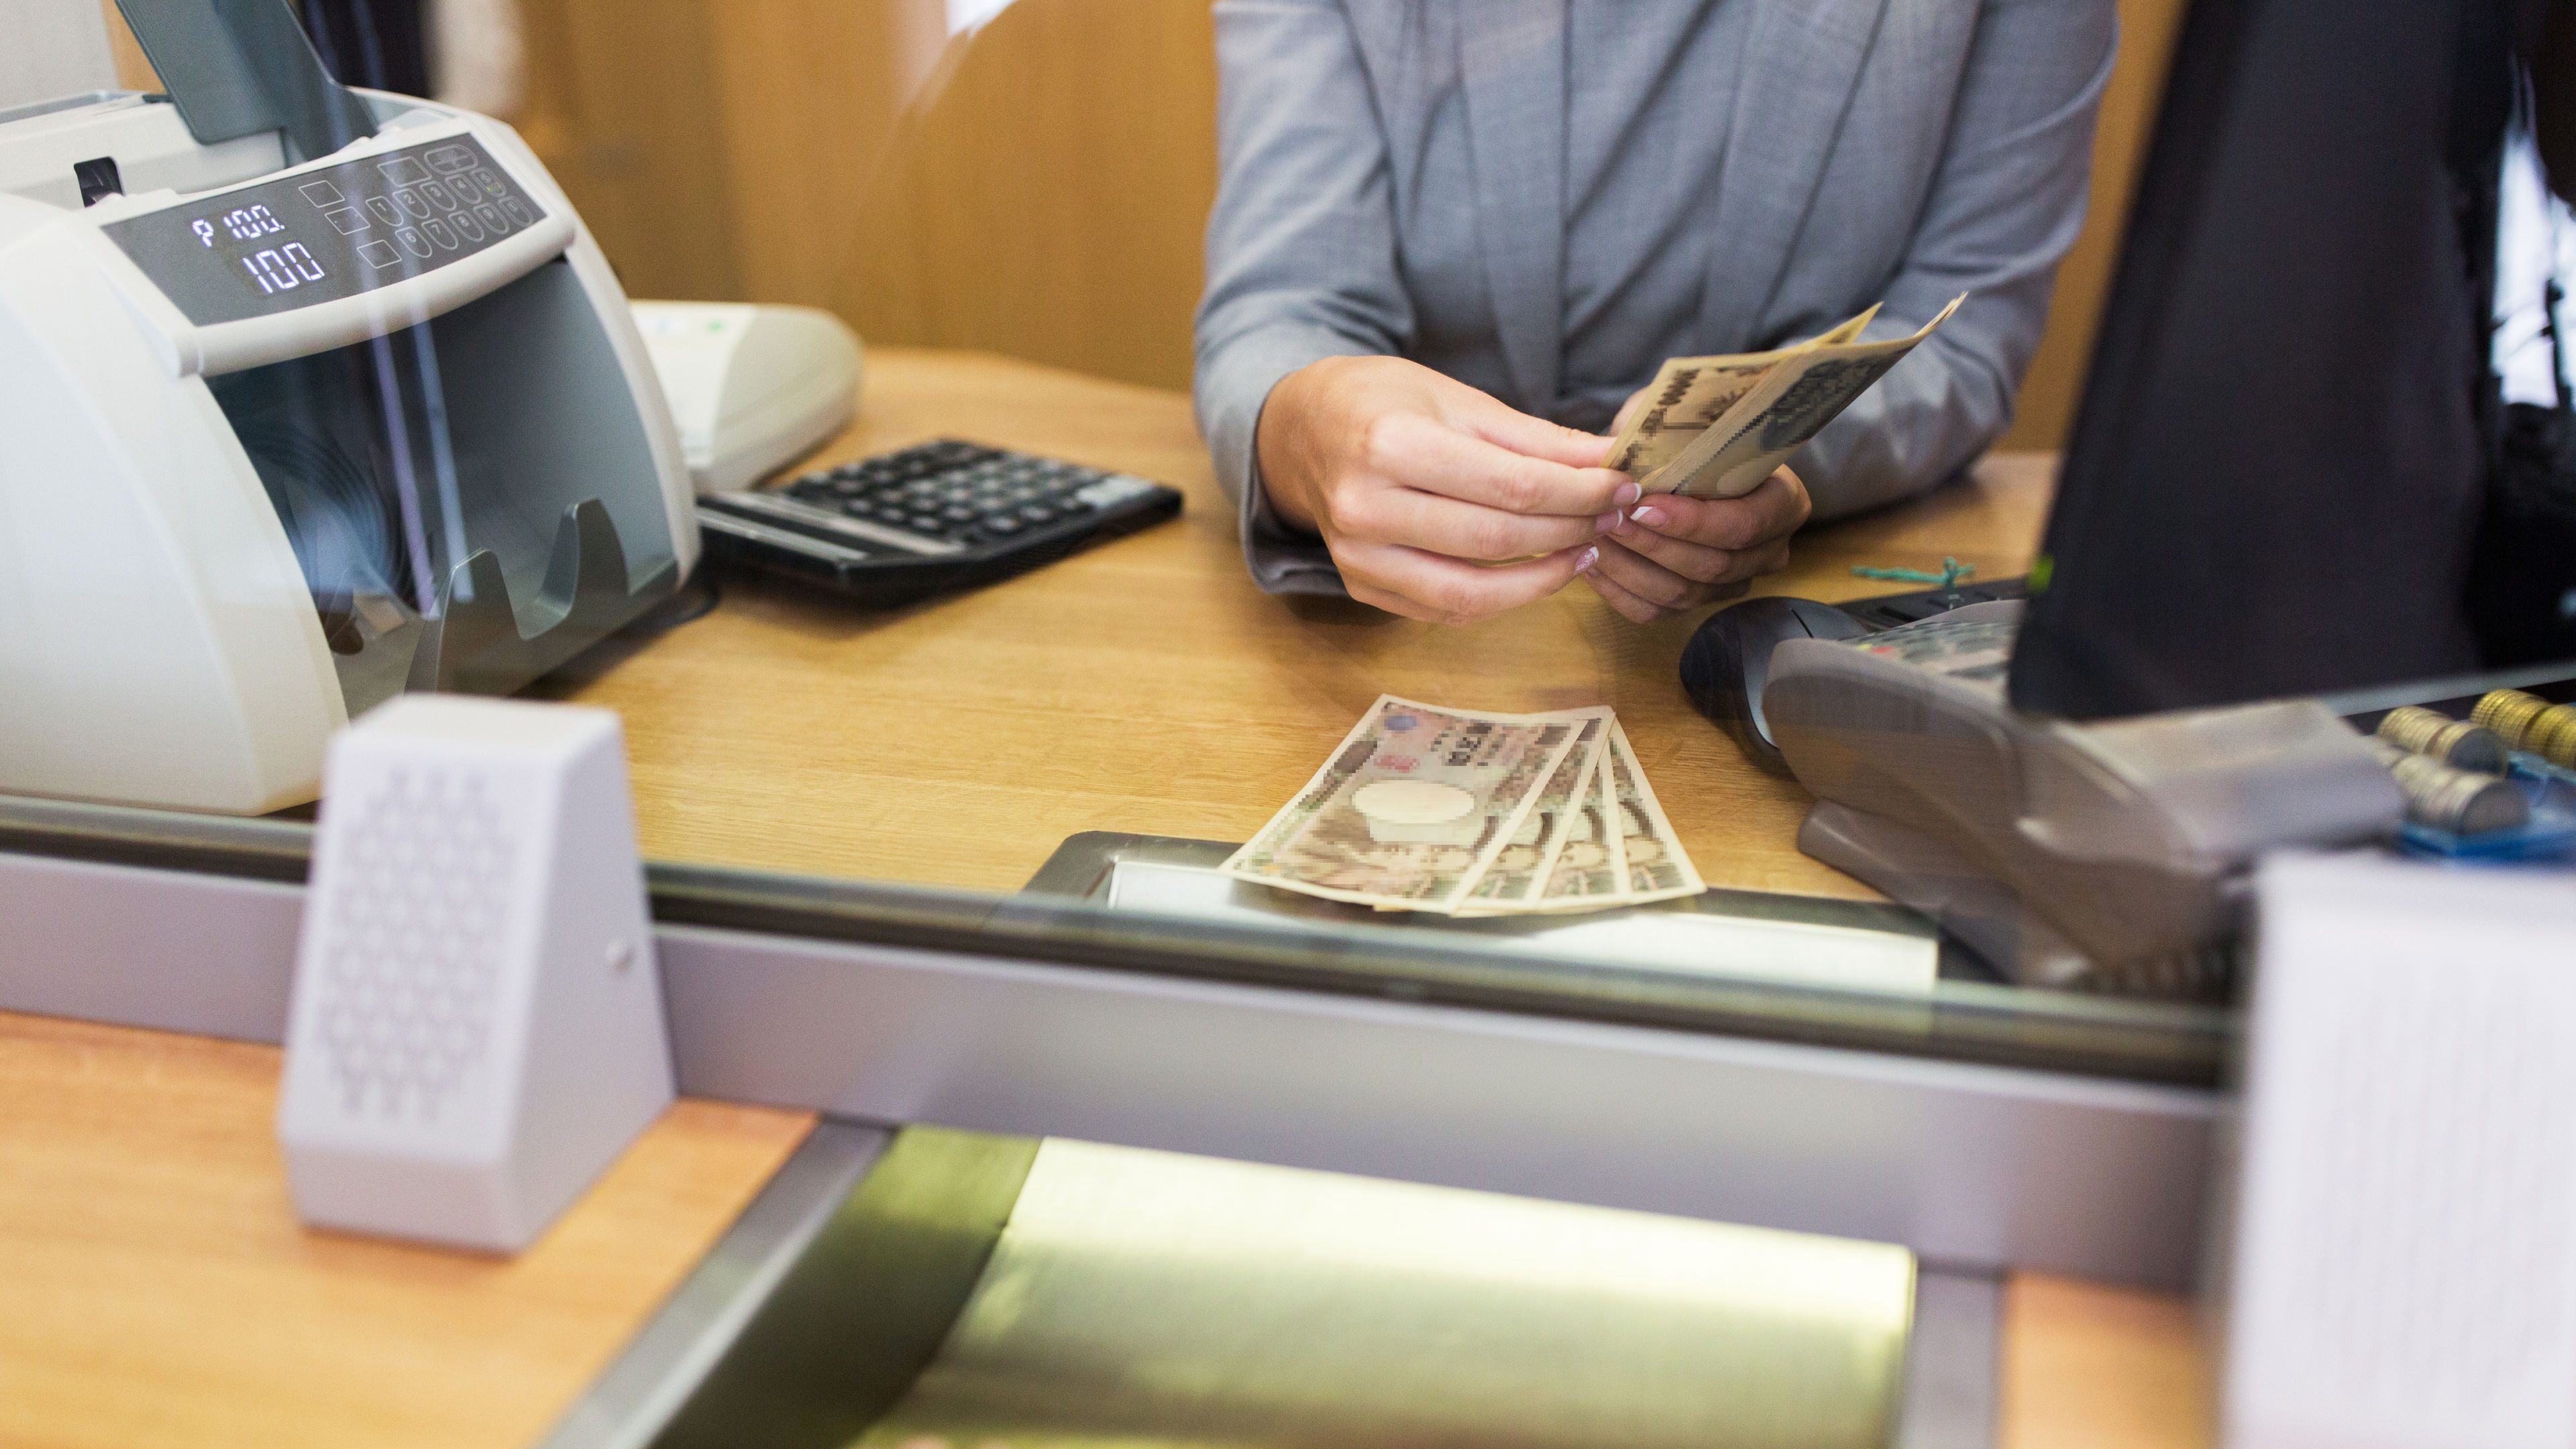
left=780, top=440, right=1132, bottom=549
left=695, top=437, right=1181, bottom=604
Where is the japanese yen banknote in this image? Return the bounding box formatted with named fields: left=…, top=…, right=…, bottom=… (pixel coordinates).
left=1604, top=294, right=1966, bottom=499
left=1221, top=697, right=1703, bottom=916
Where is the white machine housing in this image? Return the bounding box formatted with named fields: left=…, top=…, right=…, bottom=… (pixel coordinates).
left=277, top=695, right=673, bottom=1253
left=0, top=89, right=697, bottom=814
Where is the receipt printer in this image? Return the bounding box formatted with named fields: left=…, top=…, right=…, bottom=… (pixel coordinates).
left=0, top=1, right=695, bottom=814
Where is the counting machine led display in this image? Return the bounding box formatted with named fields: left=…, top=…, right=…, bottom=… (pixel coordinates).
left=100, top=136, right=549, bottom=327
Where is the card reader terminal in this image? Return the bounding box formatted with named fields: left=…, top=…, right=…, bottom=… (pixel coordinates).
left=1688, top=588, right=2404, bottom=995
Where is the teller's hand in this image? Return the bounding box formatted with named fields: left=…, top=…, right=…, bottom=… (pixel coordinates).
left=1583, top=468, right=1811, bottom=623
left=1256, top=356, right=1639, bottom=625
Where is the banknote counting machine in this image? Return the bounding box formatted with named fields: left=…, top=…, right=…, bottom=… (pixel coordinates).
left=0, top=5, right=695, bottom=814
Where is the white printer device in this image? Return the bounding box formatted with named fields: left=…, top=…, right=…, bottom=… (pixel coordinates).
left=629, top=299, right=861, bottom=495
left=0, top=0, right=698, bottom=814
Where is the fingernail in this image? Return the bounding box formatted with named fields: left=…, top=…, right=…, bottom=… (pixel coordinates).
left=1594, top=511, right=1623, bottom=533
left=1615, top=482, right=1642, bottom=506
left=1633, top=505, right=1666, bottom=529
left=1575, top=546, right=1599, bottom=573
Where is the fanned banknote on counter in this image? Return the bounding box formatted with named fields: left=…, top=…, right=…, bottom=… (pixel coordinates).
left=1604, top=294, right=1966, bottom=499
left=1220, top=697, right=1703, bottom=917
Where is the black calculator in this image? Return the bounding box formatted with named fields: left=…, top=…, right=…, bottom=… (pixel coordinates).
left=694, top=439, right=1183, bottom=606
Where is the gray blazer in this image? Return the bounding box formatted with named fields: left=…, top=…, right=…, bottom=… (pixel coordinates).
left=1195, top=0, right=2118, bottom=594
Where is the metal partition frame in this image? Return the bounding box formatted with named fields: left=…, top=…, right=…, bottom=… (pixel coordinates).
left=1, top=802, right=2220, bottom=1289
left=656, top=920, right=2213, bottom=1286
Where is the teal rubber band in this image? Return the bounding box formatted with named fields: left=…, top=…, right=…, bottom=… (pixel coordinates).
left=1851, top=556, right=1975, bottom=588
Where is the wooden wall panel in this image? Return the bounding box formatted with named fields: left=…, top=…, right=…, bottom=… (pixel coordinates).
left=516, top=0, right=744, bottom=300
left=99, top=1, right=161, bottom=91
left=704, top=0, right=946, bottom=310
left=830, top=0, right=1220, bottom=390
left=1996, top=0, right=2192, bottom=451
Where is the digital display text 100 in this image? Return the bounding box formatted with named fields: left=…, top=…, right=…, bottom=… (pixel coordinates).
left=101, top=136, right=550, bottom=327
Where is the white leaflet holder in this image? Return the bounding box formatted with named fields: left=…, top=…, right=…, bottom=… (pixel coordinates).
left=278, top=696, right=673, bottom=1253
left=2222, top=854, right=2576, bottom=1449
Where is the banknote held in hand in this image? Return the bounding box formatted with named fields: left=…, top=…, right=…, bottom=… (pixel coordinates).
left=1605, top=294, right=1968, bottom=498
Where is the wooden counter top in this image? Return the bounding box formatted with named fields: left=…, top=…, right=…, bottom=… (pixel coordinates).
left=539, top=347, right=2053, bottom=900
left=0, top=1011, right=808, bottom=1449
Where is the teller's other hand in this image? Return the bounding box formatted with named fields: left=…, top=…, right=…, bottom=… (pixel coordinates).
left=1584, top=468, right=1811, bottom=623
left=1257, top=356, right=1640, bottom=625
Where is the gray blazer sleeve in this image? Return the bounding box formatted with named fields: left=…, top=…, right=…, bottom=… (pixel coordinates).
left=1793, top=0, right=2118, bottom=520
left=1194, top=0, right=1409, bottom=596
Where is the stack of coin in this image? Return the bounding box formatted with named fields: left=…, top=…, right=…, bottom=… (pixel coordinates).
left=2472, top=688, right=2576, bottom=767
left=2539, top=707, right=2576, bottom=768
left=2370, top=740, right=2532, bottom=835
left=2374, top=705, right=2508, bottom=774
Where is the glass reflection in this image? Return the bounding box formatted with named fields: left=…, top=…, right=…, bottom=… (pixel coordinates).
left=21, top=0, right=2573, bottom=1087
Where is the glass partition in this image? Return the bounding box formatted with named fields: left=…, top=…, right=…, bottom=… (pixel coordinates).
left=30, top=0, right=2569, bottom=1098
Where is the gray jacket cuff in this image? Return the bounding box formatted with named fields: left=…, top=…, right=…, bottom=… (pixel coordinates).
left=1195, top=323, right=1360, bottom=596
